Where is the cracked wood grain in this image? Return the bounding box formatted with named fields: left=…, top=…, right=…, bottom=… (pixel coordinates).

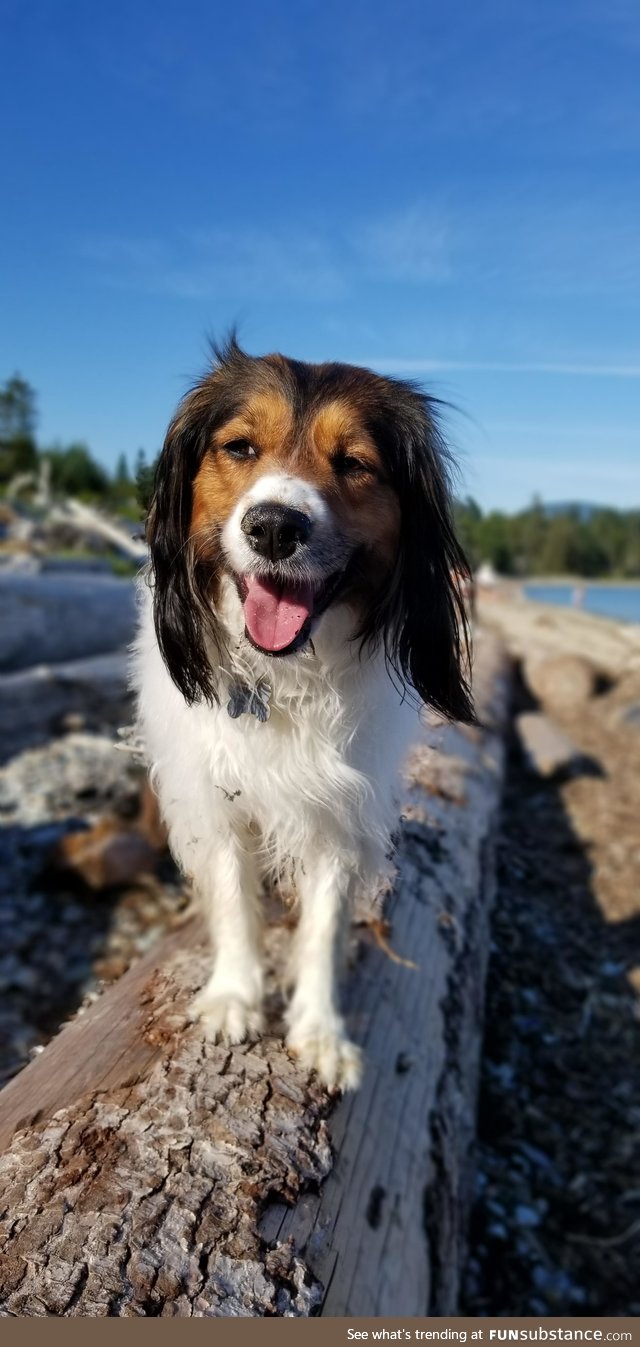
left=0, top=629, right=510, bottom=1317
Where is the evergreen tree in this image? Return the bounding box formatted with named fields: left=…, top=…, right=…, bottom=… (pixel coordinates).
left=135, top=449, right=159, bottom=515
left=115, top=452, right=131, bottom=484
left=46, top=443, right=110, bottom=497
left=0, top=374, right=38, bottom=483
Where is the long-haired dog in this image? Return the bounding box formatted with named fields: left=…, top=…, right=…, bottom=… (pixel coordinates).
left=134, top=338, right=473, bottom=1090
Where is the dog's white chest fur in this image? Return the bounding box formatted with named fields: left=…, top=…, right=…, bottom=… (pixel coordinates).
left=133, top=580, right=419, bottom=1089
left=136, top=582, right=415, bottom=868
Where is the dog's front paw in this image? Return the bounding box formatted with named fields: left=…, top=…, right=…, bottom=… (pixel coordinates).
left=190, top=988, right=264, bottom=1045
left=286, top=1021, right=362, bottom=1091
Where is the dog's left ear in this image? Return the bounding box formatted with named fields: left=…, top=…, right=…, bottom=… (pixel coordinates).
left=373, top=386, right=475, bottom=724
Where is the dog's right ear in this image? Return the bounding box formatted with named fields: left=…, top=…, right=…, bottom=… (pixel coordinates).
left=146, top=389, right=223, bottom=705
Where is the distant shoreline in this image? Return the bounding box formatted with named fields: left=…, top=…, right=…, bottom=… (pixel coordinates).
left=518, top=576, right=640, bottom=588
left=518, top=578, right=640, bottom=626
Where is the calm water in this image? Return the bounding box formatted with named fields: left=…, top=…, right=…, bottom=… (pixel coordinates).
left=523, top=583, right=640, bottom=625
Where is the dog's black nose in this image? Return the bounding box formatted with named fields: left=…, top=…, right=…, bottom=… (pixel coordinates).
left=240, top=503, right=312, bottom=561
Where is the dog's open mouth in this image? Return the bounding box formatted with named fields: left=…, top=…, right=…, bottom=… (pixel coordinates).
left=238, top=569, right=348, bottom=656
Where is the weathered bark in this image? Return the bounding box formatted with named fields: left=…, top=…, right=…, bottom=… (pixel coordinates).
left=0, top=573, right=137, bottom=672
left=0, top=631, right=510, bottom=1318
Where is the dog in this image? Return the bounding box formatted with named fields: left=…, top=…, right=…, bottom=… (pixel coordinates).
left=133, top=338, right=473, bottom=1090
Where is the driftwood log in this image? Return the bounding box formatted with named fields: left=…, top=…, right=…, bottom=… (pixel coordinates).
left=0, top=630, right=509, bottom=1318
left=47, top=499, right=148, bottom=564
left=0, top=572, right=137, bottom=672
left=479, top=591, right=640, bottom=680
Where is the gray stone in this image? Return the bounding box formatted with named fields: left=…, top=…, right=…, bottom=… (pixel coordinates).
left=0, top=731, right=142, bottom=827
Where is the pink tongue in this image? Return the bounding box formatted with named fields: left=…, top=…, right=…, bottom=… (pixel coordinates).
left=243, top=575, right=314, bottom=652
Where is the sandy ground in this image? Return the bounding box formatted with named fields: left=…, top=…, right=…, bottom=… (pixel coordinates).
left=464, top=655, right=640, bottom=1315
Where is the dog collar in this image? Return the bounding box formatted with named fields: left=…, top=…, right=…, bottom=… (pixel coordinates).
left=226, top=677, right=271, bottom=722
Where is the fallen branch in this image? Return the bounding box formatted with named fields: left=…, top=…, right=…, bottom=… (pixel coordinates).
left=48, top=499, right=148, bottom=564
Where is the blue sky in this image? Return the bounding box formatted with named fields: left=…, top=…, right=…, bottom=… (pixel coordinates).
left=2, top=0, right=639, bottom=511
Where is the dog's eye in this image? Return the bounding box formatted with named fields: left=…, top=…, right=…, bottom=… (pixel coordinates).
left=223, top=439, right=257, bottom=460
left=332, top=451, right=375, bottom=478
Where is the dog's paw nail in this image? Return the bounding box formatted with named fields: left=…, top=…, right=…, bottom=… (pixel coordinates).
left=190, top=991, right=264, bottom=1045
left=286, top=1027, right=362, bottom=1091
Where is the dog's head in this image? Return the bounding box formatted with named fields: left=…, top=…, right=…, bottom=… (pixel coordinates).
left=147, top=337, right=474, bottom=722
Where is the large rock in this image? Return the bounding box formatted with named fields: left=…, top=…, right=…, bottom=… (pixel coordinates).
left=524, top=652, right=598, bottom=714
left=0, top=731, right=143, bottom=827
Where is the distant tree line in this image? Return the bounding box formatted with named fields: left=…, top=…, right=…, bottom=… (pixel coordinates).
left=455, top=497, right=640, bottom=578
left=2, top=375, right=638, bottom=576
left=0, top=374, right=155, bottom=518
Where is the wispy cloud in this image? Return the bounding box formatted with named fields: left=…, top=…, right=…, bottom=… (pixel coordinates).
left=80, top=186, right=640, bottom=310
left=81, top=229, right=346, bottom=302
left=355, top=205, right=453, bottom=284
left=358, top=193, right=640, bottom=299
left=82, top=205, right=458, bottom=300
left=370, top=358, right=640, bottom=378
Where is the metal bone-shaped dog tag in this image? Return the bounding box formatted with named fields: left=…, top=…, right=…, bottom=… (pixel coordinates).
left=227, top=677, right=271, bottom=723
